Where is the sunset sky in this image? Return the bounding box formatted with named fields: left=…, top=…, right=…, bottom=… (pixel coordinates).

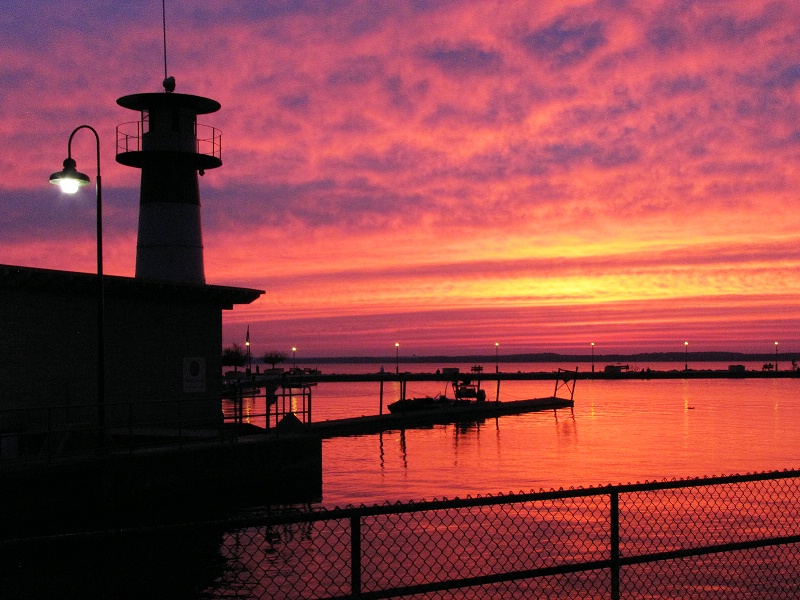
left=3, top=0, right=800, bottom=357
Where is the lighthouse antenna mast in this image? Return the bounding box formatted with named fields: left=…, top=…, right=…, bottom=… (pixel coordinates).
left=162, top=0, right=169, bottom=81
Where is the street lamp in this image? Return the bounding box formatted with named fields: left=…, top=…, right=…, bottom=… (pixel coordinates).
left=245, top=326, right=251, bottom=374
left=292, top=346, right=297, bottom=369
left=775, top=341, right=779, bottom=372
left=684, top=341, right=689, bottom=371
left=50, top=125, right=105, bottom=435
left=495, top=342, right=499, bottom=373
left=591, top=342, right=595, bottom=373
left=395, top=342, right=400, bottom=374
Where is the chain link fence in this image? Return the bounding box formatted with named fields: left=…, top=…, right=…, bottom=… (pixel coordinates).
left=3, top=470, right=799, bottom=599
left=207, top=470, right=800, bottom=599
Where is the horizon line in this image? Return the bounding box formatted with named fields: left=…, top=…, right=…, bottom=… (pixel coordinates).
left=274, top=350, right=793, bottom=363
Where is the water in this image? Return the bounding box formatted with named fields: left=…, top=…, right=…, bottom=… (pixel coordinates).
left=218, top=364, right=800, bottom=599
left=238, top=361, right=800, bottom=506
left=7, top=362, right=800, bottom=598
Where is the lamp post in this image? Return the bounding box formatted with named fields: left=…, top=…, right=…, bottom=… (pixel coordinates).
left=591, top=342, right=595, bottom=373
left=395, top=342, right=400, bottom=374
left=775, top=341, right=779, bottom=372
left=292, top=346, right=297, bottom=369
left=684, top=341, right=689, bottom=371
left=494, top=342, right=501, bottom=401
left=50, top=125, right=105, bottom=436
left=245, top=326, right=251, bottom=374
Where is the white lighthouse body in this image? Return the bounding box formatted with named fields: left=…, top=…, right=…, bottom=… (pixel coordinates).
left=116, top=90, right=222, bottom=284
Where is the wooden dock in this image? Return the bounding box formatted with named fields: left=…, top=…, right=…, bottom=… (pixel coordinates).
left=306, top=397, right=573, bottom=438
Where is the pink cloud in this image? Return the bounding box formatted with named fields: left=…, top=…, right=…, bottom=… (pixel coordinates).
left=4, top=1, right=800, bottom=356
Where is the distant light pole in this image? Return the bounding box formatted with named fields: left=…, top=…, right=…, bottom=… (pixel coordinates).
left=395, top=342, right=400, bottom=374
left=50, top=125, right=105, bottom=436
left=494, top=343, right=501, bottom=402
left=292, top=346, right=297, bottom=368
left=591, top=342, right=595, bottom=373
left=245, top=326, right=251, bottom=374
left=684, top=341, right=689, bottom=371
left=775, top=341, right=779, bottom=372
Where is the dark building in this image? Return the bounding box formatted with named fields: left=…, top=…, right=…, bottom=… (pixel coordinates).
left=0, top=264, right=261, bottom=435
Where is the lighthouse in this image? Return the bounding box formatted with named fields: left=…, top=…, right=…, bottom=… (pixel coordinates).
left=116, top=78, right=221, bottom=284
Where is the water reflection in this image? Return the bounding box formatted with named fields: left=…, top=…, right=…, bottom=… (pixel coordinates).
left=222, top=376, right=800, bottom=507
left=400, top=428, right=407, bottom=469
left=320, top=378, right=800, bottom=505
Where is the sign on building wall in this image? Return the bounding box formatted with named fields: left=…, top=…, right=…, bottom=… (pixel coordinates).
left=183, top=357, right=206, bottom=393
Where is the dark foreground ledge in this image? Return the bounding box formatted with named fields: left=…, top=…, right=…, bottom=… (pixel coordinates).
left=0, top=432, right=322, bottom=540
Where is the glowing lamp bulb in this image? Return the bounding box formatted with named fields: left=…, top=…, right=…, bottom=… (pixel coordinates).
left=58, top=178, right=81, bottom=194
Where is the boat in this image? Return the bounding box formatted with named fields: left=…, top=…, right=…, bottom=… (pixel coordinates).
left=387, top=379, right=487, bottom=413
left=386, top=368, right=576, bottom=415
left=387, top=394, right=474, bottom=413
left=453, top=380, right=487, bottom=402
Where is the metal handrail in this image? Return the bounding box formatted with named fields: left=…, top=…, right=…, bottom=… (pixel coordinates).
left=196, top=122, right=222, bottom=160
left=0, top=380, right=315, bottom=465
left=115, top=120, right=222, bottom=161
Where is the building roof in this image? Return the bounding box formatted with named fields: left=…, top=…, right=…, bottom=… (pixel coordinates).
left=0, top=264, right=263, bottom=309
left=117, top=92, right=221, bottom=114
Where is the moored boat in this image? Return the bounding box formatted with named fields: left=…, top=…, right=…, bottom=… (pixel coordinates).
left=387, top=379, right=487, bottom=413
left=387, top=394, right=474, bottom=413
left=387, top=368, right=577, bottom=415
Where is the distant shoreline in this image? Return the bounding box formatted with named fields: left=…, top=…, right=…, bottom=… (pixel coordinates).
left=287, top=351, right=793, bottom=364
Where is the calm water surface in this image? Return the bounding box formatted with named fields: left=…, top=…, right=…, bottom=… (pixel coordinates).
left=321, top=379, right=800, bottom=507
left=247, top=361, right=800, bottom=506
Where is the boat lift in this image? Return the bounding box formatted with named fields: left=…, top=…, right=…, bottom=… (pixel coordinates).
left=553, top=368, right=578, bottom=401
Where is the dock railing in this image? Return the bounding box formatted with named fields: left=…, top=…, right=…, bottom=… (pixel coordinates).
left=226, top=382, right=313, bottom=429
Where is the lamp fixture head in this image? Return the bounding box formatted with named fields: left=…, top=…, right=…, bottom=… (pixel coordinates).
left=49, top=157, right=90, bottom=194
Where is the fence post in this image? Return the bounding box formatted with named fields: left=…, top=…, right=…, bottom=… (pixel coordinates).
left=351, top=515, right=362, bottom=598
left=610, top=490, right=620, bottom=600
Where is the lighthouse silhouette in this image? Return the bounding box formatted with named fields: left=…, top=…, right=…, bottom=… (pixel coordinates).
left=116, top=76, right=221, bottom=284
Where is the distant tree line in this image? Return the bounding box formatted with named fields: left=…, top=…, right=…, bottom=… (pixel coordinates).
left=222, top=344, right=288, bottom=371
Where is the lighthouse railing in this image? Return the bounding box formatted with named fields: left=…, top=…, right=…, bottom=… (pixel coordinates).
left=116, top=120, right=222, bottom=162
left=196, top=123, right=222, bottom=162
left=116, top=120, right=144, bottom=154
